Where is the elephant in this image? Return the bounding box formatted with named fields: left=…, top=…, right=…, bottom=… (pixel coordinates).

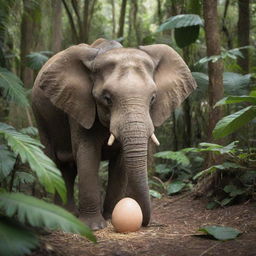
left=31, top=38, right=197, bottom=230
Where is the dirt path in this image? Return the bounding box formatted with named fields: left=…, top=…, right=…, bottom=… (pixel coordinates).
left=33, top=195, right=256, bottom=256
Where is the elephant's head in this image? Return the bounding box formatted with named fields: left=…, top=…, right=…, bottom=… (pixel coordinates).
left=36, top=39, right=197, bottom=226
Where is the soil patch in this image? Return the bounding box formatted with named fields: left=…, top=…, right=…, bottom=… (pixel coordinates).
left=31, top=194, right=256, bottom=256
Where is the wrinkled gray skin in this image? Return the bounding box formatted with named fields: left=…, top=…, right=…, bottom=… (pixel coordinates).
left=32, top=39, right=197, bottom=230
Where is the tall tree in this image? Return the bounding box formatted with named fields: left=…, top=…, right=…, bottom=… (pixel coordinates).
left=20, top=0, right=41, bottom=88
left=203, top=0, right=224, bottom=143
left=237, top=0, right=250, bottom=73
left=204, top=0, right=224, bottom=165
left=117, top=0, right=127, bottom=38
left=51, top=0, right=63, bottom=52
left=110, top=0, right=116, bottom=38
left=62, top=0, right=97, bottom=43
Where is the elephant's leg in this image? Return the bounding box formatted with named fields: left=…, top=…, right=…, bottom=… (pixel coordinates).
left=58, top=162, right=78, bottom=216
left=103, top=154, right=127, bottom=220
left=76, top=142, right=107, bottom=230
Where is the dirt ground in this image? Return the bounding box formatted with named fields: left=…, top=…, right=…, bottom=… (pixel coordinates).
left=31, top=194, right=256, bottom=256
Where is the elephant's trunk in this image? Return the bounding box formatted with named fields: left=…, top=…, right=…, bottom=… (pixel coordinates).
left=119, top=119, right=151, bottom=226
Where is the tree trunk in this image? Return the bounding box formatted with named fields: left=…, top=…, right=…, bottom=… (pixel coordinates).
left=83, top=0, right=89, bottom=43
left=117, top=0, right=127, bottom=38
left=61, top=0, right=79, bottom=43
left=237, top=0, right=250, bottom=73
left=195, top=0, right=224, bottom=196
left=222, top=0, right=233, bottom=49
left=110, top=0, right=116, bottom=38
left=203, top=0, right=224, bottom=143
left=131, top=0, right=141, bottom=45
left=156, top=0, right=163, bottom=25
left=51, top=0, right=62, bottom=52
left=20, top=0, right=41, bottom=88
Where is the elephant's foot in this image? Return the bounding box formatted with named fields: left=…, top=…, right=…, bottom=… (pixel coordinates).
left=79, top=214, right=107, bottom=230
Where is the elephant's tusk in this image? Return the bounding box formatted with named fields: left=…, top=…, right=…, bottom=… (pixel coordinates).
left=151, top=133, right=160, bottom=146
left=108, top=134, right=115, bottom=146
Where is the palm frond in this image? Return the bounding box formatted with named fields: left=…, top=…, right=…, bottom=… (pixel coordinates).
left=14, top=172, right=35, bottom=186
left=0, top=192, right=96, bottom=242
left=20, top=126, right=38, bottom=136
left=0, top=216, right=39, bottom=256
left=26, top=51, right=53, bottom=71
left=0, top=68, right=29, bottom=106
left=0, top=122, right=66, bottom=202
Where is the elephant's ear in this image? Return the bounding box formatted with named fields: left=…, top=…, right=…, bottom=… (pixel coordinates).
left=139, top=44, right=197, bottom=127
left=35, top=44, right=98, bottom=129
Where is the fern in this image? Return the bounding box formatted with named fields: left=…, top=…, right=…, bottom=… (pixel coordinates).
left=20, top=126, right=38, bottom=136
left=0, top=216, right=39, bottom=256
left=0, top=68, right=29, bottom=106
left=0, top=192, right=96, bottom=242
left=26, top=51, right=53, bottom=70
left=0, top=122, right=66, bottom=202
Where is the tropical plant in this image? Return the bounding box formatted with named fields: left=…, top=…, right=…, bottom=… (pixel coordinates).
left=157, top=14, right=204, bottom=48
left=213, top=91, right=256, bottom=139
left=0, top=67, right=96, bottom=256
left=26, top=51, right=53, bottom=71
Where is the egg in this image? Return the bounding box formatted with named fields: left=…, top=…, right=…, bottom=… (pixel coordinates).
left=111, top=197, right=143, bottom=233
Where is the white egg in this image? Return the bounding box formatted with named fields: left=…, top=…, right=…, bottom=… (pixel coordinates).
left=111, top=197, right=143, bottom=233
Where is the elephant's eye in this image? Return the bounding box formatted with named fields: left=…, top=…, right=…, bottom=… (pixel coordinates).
left=150, top=94, right=156, bottom=105
left=103, top=94, right=112, bottom=106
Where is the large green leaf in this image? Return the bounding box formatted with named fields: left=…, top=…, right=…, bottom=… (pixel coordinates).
left=157, top=14, right=204, bottom=31
left=0, top=145, right=16, bottom=180
left=0, top=68, right=29, bottom=106
left=182, top=141, right=238, bottom=155
left=174, top=25, right=200, bottom=48
left=157, top=14, right=203, bottom=48
left=0, top=216, right=39, bottom=256
left=167, top=181, right=186, bottom=195
left=223, top=72, right=251, bottom=95
left=26, top=51, right=52, bottom=70
left=213, top=106, right=256, bottom=139
left=198, top=225, right=242, bottom=241
left=215, top=95, right=256, bottom=107
left=0, top=192, right=96, bottom=242
left=0, top=122, right=66, bottom=202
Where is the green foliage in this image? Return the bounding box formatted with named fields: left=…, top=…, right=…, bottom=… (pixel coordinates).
left=0, top=145, right=16, bottom=180
left=213, top=93, right=256, bottom=139
left=154, top=150, right=190, bottom=166
left=149, top=189, right=162, bottom=199
left=198, top=225, right=242, bottom=241
left=0, top=217, right=39, bottom=256
left=0, top=122, right=66, bottom=202
left=157, top=14, right=203, bottom=48
left=196, top=46, right=253, bottom=65
left=213, top=106, right=256, bottom=139
left=167, top=181, right=186, bottom=195
left=26, top=51, right=52, bottom=71
left=0, top=68, right=29, bottom=106
left=153, top=149, right=203, bottom=196
left=0, top=192, right=96, bottom=241
left=191, top=72, right=251, bottom=99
